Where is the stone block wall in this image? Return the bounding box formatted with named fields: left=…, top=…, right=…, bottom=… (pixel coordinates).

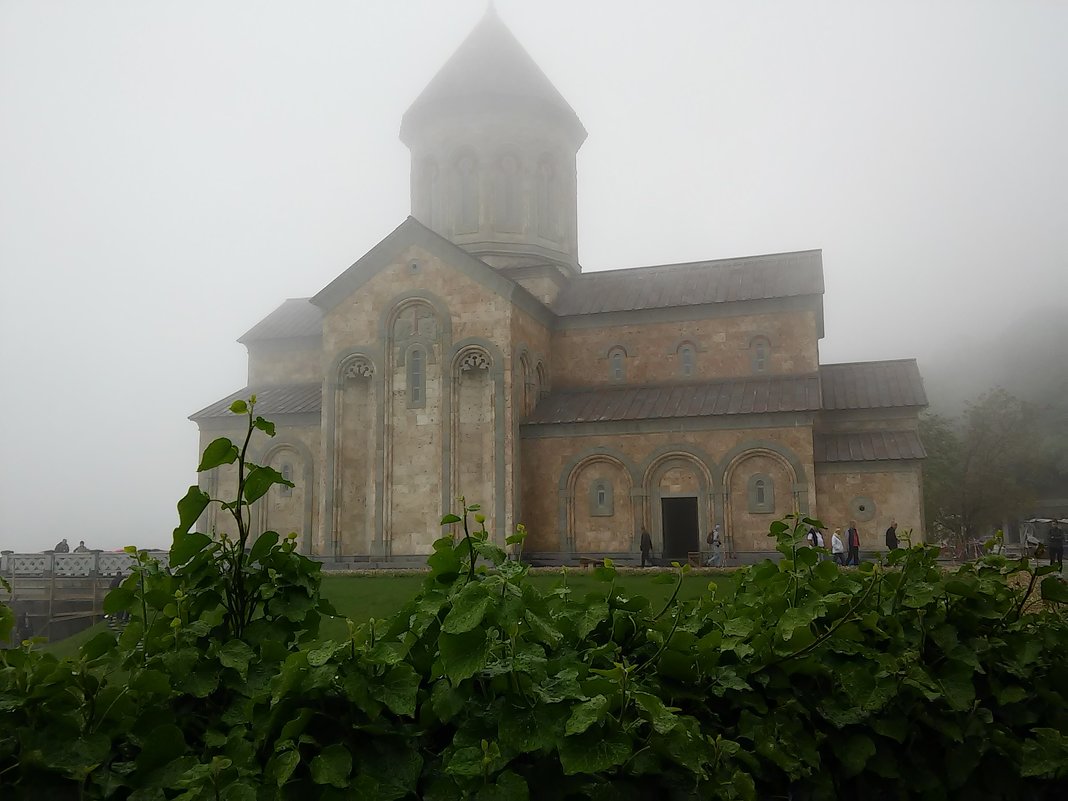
left=814, top=463, right=925, bottom=547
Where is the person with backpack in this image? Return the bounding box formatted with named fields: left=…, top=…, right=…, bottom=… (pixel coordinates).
left=705, top=524, right=723, bottom=567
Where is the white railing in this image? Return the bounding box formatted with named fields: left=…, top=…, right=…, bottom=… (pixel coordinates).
left=0, top=551, right=169, bottom=577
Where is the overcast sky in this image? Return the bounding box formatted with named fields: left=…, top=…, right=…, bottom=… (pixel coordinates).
left=1, top=1, right=1065, bottom=553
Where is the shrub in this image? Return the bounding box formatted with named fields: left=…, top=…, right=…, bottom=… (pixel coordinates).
left=1, top=402, right=1067, bottom=799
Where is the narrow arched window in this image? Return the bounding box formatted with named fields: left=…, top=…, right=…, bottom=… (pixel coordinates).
left=589, top=479, right=614, bottom=516
left=408, top=347, right=426, bottom=407
left=748, top=474, right=775, bottom=513
left=751, top=337, right=770, bottom=373
left=280, top=463, right=293, bottom=497
left=679, top=344, right=695, bottom=377
left=608, top=348, right=626, bottom=382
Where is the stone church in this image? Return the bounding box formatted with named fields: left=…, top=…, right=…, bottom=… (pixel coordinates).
left=191, top=8, right=927, bottom=564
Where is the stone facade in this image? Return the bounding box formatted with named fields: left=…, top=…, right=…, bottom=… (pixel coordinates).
left=190, top=8, right=927, bottom=564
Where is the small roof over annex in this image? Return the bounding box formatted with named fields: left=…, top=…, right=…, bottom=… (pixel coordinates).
left=523, top=373, right=823, bottom=426
left=189, top=384, right=322, bottom=421
left=553, top=250, right=824, bottom=317
left=238, top=298, right=323, bottom=344
left=819, top=359, right=928, bottom=410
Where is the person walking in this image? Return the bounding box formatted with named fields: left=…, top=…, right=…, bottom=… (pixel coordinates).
left=1049, top=521, right=1064, bottom=571
left=831, top=529, right=846, bottom=565
left=885, top=521, right=899, bottom=551
left=640, top=527, right=653, bottom=568
left=846, top=521, right=861, bottom=566
left=705, top=524, right=723, bottom=567
left=53, top=538, right=69, bottom=553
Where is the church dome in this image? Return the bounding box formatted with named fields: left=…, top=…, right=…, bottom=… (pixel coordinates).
left=400, top=6, right=586, bottom=280
left=400, top=6, right=586, bottom=147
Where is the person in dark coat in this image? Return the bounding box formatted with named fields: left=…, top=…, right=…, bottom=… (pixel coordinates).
left=846, top=521, right=861, bottom=566
left=640, top=527, right=653, bottom=567
left=885, top=521, right=899, bottom=551
left=54, top=538, right=69, bottom=553
left=1049, top=521, right=1065, bottom=570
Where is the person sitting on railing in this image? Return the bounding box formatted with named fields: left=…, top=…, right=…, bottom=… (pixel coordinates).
left=73, top=540, right=89, bottom=553
left=53, top=538, right=69, bottom=553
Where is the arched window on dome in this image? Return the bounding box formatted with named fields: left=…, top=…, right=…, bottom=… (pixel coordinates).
left=456, top=154, right=479, bottom=234
left=495, top=154, right=521, bottom=233
left=536, top=155, right=560, bottom=241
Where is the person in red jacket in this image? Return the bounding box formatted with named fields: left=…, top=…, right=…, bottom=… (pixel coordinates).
left=846, top=521, right=861, bottom=566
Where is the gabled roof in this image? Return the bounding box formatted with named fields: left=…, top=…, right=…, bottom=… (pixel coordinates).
left=553, top=250, right=824, bottom=316
left=819, top=360, right=928, bottom=410
left=523, top=374, right=823, bottom=426
left=400, top=6, right=585, bottom=143
left=190, top=384, right=322, bottom=421
left=238, top=298, right=322, bottom=344
left=311, top=216, right=553, bottom=325
left=814, top=431, right=926, bottom=462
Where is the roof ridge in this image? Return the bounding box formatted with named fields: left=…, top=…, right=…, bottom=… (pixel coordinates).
left=820, top=358, right=918, bottom=368
left=578, top=249, right=823, bottom=278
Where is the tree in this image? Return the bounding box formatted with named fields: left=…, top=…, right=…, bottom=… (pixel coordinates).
left=922, top=388, right=1043, bottom=545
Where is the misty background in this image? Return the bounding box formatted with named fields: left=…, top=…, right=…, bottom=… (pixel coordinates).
left=1, top=1, right=1065, bottom=553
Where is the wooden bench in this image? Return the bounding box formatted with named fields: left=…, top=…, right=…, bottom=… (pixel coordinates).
left=687, top=551, right=703, bottom=567
left=578, top=557, right=596, bottom=570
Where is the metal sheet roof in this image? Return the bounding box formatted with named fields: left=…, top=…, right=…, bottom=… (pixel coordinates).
left=238, top=299, right=323, bottom=343
left=553, top=250, right=824, bottom=316
left=814, top=430, right=927, bottom=462
left=524, top=374, right=823, bottom=425
left=819, top=360, right=927, bottom=410
left=190, top=384, right=322, bottom=420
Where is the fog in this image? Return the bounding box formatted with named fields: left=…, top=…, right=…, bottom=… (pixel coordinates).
left=1, top=1, right=1065, bottom=553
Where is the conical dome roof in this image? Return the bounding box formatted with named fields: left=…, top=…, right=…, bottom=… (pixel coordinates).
left=400, top=6, right=586, bottom=145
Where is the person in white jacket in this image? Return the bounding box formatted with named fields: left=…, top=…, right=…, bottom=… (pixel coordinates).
left=831, top=529, right=846, bottom=565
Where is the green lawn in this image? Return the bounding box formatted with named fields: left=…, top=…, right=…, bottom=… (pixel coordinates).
left=41, top=568, right=735, bottom=656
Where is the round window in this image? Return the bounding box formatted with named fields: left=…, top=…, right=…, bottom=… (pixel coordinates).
left=850, top=496, right=876, bottom=523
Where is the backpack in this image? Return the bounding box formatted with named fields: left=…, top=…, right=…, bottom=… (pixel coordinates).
left=706, top=530, right=714, bottom=545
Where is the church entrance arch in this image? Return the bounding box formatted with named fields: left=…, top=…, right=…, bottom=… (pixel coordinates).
left=660, top=497, right=699, bottom=561
left=643, top=452, right=713, bottom=563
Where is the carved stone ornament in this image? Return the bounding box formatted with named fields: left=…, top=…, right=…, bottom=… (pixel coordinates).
left=458, top=350, right=490, bottom=372
left=343, top=357, right=374, bottom=380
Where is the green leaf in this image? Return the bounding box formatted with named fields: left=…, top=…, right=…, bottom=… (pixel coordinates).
left=221, top=783, right=256, bottom=801
left=441, top=582, right=492, bottom=634
left=135, top=724, right=186, bottom=774
left=198, top=437, right=239, bottom=471
left=499, top=702, right=566, bottom=753
left=249, top=530, right=279, bottom=563
left=439, top=629, right=490, bottom=682
left=632, top=691, right=680, bottom=734
left=836, top=732, right=876, bottom=777
left=1040, top=575, right=1068, bottom=604
left=577, top=598, right=610, bottom=639
left=380, top=663, right=420, bottom=716
left=559, top=727, right=631, bottom=775
left=216, top=639, right=255, bottom=680
left=170, top=531, right=211, bottom=566
left=175, top=486, right=211, bottom=534
left=229, top=400, right=248, bottom=415
left=244, top=465, right=290, bottom=503
left=103, top=586, right=134, bottom=616
left=267, top=750, right=300, bottom=787
left=476, top=771, right=529, bottom=801
left=253, top=416, right=276, bottom=436
left=440, top=514, right=462, bottom=525
left=310, top=744, right=352, bottom=787
left=565, top=695, right=609, bottom=736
